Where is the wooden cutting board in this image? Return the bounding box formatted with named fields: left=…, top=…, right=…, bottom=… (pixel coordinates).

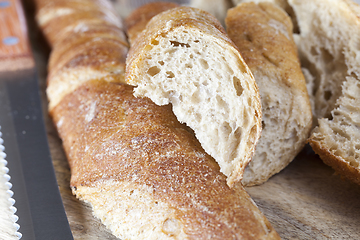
left=24, top=1, right=360, bottom=239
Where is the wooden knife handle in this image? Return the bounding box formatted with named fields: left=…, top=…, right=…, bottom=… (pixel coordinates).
left=0, top=0, right=34, bottom=72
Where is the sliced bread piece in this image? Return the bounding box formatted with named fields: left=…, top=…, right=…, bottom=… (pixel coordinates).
left=285, top=0, right=360, bottom=184
left=309, top=76, right=360, bottom=185
left=286, top=0, right=360, bottom=123
left=225, top=2, right=312, bottom=186
left=125, top=6, right=262, bottom=187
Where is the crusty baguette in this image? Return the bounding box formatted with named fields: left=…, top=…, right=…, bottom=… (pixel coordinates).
left=126, top=6, right=262, bottom=187
left=52, top=79, right=280, bottom=239
left=35, top=0, right=280, bottom=238
left=225, top=2, right=312, bottom=186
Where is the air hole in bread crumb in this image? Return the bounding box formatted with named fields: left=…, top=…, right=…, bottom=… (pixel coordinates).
left=324, top=90, right=332, bottom=100
left=185, top=63, right=192, bottom=68
left=194, top=40, right=200, bottom=43
left=147, top=66, right=161, bottom=76
left=151, top=39, right=159, bottom=45
left=221, top=122, right=232, bottom=138
left=230, top=128, right=242, bottom=160
left=162, top=218, right=180, bottom=236
left=334, top=128, right=351, bottom=140
left=170, top=40, right=190, bottom=48
left=165, top=48, right=177, bottom=54
left=233, top=76, right=243, bottom=96
left=166, top=71, right=175, bottom=78
left=216, top=96, right=229, bottom=111
left=158, top=61, right=165, bottom=66
left=199, top=58, right=209, bottom=69
left=262, top=121, right=266, bottom=129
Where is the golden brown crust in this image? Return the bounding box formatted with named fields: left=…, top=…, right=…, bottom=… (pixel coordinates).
left=35, top=0, right=121, bottom=47
left=125, top=2, right=179, bottom=44
left=48, top=23, right=128, bottom=72
left=43, top=11, right=120, bottom=47
left=226, top=2, right=307, bottom=93
left=308, top=137, right=360, bottom=185
left=48, top=37, right=127, bottom=80
left=51, top=79, right=280, bottom=239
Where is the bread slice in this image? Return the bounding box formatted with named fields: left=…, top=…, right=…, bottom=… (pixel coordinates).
left=51, top=79, right=280, bottom=240
left=285, top=0, right=360, bottom=124
left=225, top=2, right=312, bottom=186
left=285, top=0, right=360, bottom=184
left=309, top=76, right=360, bottom=184
left=125, top=6, right=262, bottom=187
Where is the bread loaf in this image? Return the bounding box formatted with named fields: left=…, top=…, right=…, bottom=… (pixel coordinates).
left=52, top=79, right=279, bottom=239
left=125, top=6, right=262, bottom=187
left=225, top=2, right=312, bottom=186
left=36, top=0, right=280, bottom=239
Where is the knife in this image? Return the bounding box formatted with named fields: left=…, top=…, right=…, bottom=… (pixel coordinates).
left=0, top=0, right=73, bottom=239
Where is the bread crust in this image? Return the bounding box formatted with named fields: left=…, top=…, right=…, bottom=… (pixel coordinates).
left=226, top=2, right=312, bottom=186
left=125, top=2, right=179, bottom=44
left=51, top=79, right=280, bottom=239
left=48, top=23, right=128, bottom=72
left=308, top=139, right=360, bottom=185
left=35, top=0, right=122, bottom=47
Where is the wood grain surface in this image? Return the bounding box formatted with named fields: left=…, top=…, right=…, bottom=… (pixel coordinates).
left=0, top=0, right=34, bottom=71
left=22, top=0, right=360, bottom=239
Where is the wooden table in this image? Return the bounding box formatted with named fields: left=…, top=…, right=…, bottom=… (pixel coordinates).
left=24, top=1, right=360, bottom=239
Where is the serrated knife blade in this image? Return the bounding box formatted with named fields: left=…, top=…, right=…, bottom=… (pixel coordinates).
left=0, top=0, right=73, bottom=239
left=0, top=127, right=20, bottom=239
